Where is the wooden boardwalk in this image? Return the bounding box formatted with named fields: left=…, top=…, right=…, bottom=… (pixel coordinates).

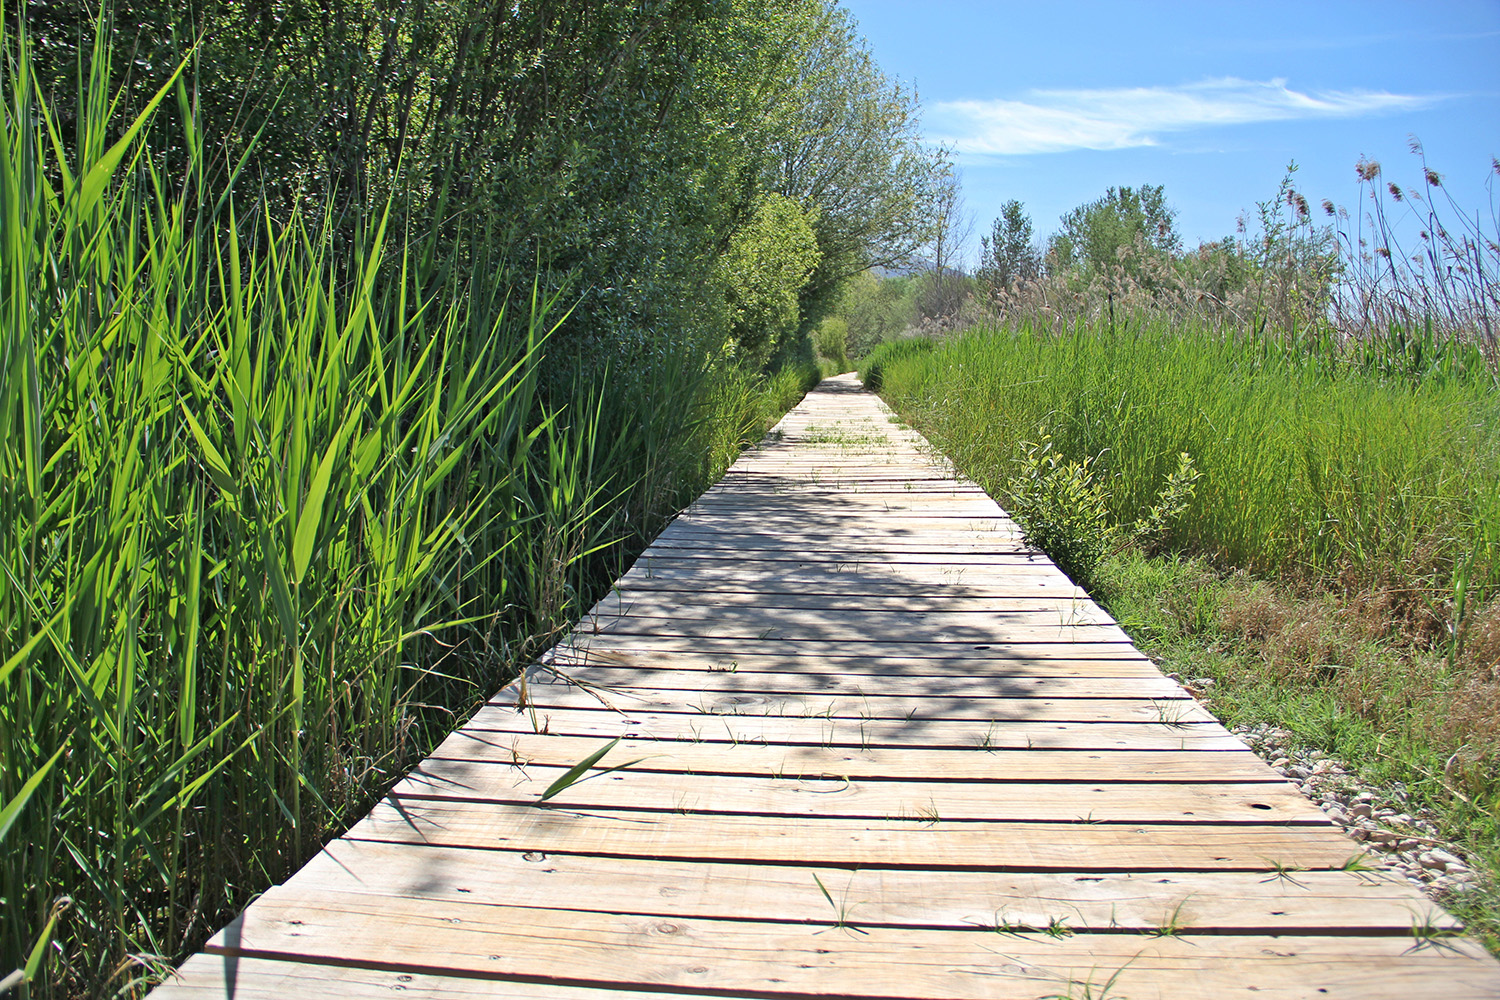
left=153, top=375, right=1498, bottom=998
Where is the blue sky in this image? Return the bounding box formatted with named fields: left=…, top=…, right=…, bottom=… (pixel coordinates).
left=839, top=0, right=1500, bottom=264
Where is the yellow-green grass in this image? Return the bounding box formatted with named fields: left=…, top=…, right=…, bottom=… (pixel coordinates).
left=869, top=323, right=1499, bottom=592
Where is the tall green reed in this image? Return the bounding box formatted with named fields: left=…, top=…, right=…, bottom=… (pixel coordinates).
left=0, top=19, right=571, bottom=995
left=873, top=320, right=1500, bottom=600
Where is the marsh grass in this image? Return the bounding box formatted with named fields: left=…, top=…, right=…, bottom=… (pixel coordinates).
left=0, top=20, right=815, bottom=997
left=874, top=322, right=1500, bottom=594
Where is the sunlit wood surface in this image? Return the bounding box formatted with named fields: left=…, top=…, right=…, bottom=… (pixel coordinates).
left=150, top=374, right=1500, bottom=999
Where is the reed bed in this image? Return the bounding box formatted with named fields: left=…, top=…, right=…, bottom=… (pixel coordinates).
left=0, top=22, right=815, bottom=997
left=870, top=322, right=1500, bottom=595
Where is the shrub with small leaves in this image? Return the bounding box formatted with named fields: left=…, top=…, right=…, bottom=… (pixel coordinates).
left=1007, top=434, right=1118, bottom=588
left=1133, top=451, right=1202, bottom=552
left=1007, top=435, right=1203, bottom=588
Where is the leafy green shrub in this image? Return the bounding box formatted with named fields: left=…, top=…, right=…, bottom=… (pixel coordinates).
left=722, top=193, right=823, bottom=368
left=1007, top=435, right=1118, bottom=587
left=1007, top=436, right=1203, bottom=588
left=1134, top=451, right=1204, bottom=553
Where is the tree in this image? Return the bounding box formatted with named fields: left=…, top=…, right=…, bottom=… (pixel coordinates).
left=721, top=194, right=822, bottom=367
left=760, top=2, right=938, bottom=327
left=836, top=271, right=919, bottom=357
left=1047, top=184, right=1181, bottom=286
left=26, top=1, right=935, bottom=376
left=978, top=200, right=1041, bottom=294
left=915, top=155, right=973, bottom=322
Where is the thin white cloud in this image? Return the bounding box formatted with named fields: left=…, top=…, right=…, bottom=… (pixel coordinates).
left=931, top=78, right=1441, bottom=156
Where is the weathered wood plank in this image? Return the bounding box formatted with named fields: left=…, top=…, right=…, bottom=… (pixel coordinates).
left=149, top=956, right=722, bottom=1000
left=525, top=664, right=1184, bottom=699
left=500, top=685, right=1213, bottom=723
left=431, top=731, right=1285, bottom=783
left=542, top=649, right=1160, bottom=679
left=204, top=890, right=1500, bottom=1000
left=293, top=840, right=1457, bottom=933
left=582, top=591, right=1108, bottom=615
left=553, top=635, right=1144, bottom=661
left=462, top=705, right=1245, bottom=749
left=393, top=759, right=1325, bottom=824
left=581, top=616, right=1134, bottom=644
left=348, top=798, right=1362, bottom=870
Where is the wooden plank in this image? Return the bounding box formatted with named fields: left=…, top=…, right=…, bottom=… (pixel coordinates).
left=294, top=840, right=1458, bottom=933
left=607, top=574, right=1086, bottom=598
left=581, top=617, right=1133, bottom=645
left=205, top=889, right=1500, bottom=1000
left=462, top=705, right=1246, bottom=749
left=544, top=649, right=1161, bottom=679
left=438, top=731, right=1290, bottom=785
left=554, top=636, right=1144, bottom=661
left=348, top=800, right=1366, bottom=872
left=525, top=664, right=1184, bottom=700
left=430, top=732, right=1284, bottom=782
left=579, top=603, right=1118, bottom=626
left=392, top=759, right=1326, bottom=824
left=501, top=685, right=1212, bottom=723
left=583, top=592, right=1111, bottom=616
left=149, top=955, right=720, bottom=1000
left=615, top=563, right=1072, bottom=585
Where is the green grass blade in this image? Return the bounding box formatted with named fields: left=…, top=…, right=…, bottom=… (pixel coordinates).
left=0, top=745, right=66, bottom=842
left=537, top=737, right=621, bottom=803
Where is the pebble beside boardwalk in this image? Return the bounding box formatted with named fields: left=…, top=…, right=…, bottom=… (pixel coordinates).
left=151, top=375, right=1500, bottom=999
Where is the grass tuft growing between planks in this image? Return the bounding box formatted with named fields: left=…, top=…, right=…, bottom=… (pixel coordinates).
left=867, top=318, right=1500, bottom=954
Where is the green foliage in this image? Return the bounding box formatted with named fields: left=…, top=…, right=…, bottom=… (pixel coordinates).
left=978, top=199, right=1042, bottom=293
left=871, top=321, right=1500, bottom=597
left=1133, top=452, right=1204, bottom=553
left=26, top=1, right=937, bottom=386
left=1004, top=436, right=1201, bottom=588
left=764, top=2, right=937, bottom=324
left=1242, top=164, right=1341, bottom=333
left=1047, top=184, right=1181, bottom=289
left=814, top=316, right=850, bottom=371
left=1007, top=435, right=1118, bottom=588
left=723, top=193, right=822, bottom=368
left=832, top=271, right=920, bottom=358
left=857, top=336, right=936, bottom=392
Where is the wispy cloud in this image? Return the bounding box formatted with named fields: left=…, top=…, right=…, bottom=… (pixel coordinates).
left=931, top=78, right=1442, bottom=156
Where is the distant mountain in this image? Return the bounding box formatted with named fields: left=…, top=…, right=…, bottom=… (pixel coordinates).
left=868, top=258, right=969, bottom=279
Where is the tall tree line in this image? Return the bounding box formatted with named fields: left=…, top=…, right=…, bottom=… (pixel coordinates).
left=24, top=0, right=937, bottom=372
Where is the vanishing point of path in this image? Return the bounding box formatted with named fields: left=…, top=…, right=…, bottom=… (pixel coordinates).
left=152, top=375, right=1499, bottom=999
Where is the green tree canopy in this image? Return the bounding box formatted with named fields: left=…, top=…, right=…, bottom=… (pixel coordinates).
left=722, top=193, right=822, bottom=367
left=1047, top=184, right=1181, bottom=286
left=759, top=2, right=936, bottom=328
left=978, top=200, right=1042, bottom=293
left=26, top=0, right=936, bottom=373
